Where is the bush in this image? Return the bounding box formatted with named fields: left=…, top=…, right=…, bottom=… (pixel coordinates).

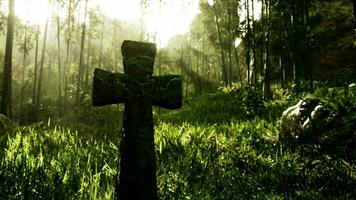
left=161, top=86, right=266, bottom=124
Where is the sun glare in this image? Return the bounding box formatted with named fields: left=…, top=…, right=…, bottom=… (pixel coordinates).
left=15, top=0, right=51, bottom=25
left=144, top=1, right=201, bottom=47
left=7, top=0, right=200, bottom=47
left=94, top=0, right=200, bottom=47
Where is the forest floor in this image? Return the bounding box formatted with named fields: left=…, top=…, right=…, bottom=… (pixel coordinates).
left=0, top=83, right=355, bottom=199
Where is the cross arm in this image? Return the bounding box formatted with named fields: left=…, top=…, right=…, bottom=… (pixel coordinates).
left=92, top=68, right=140, bottom=106
left=92, top=68, right=183, bottom=109
left=152, top=75, right=182, bottom=109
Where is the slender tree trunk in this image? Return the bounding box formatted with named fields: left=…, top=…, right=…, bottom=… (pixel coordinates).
left=99, top=16, right=105, bottom=69
left=57, top=3, right=63, bottom=117
left=263, top=0, right=271, bottom=100
left=75, top=0, right=88, bottom=106
left=280, top=9, right=286, bottom=88
left=196, top=46, right=200, bottom=95
left=291, top=0, right=297, bottom=82
left=260, top=0, right=265, bottom=87
left=212, top=0, right=228, bottom=86
left=158, top=42, right=162, bottom=76
left=305, top=0, right=312, bottom=92
left=109, top=23, right=118, bottom=72
left=158, top=0, right=162, bottom=76
left=139, top=0, right=145, bottom=41
left=64, top=0, right=72, bottom=115
left=186, top=43, right=191, bottom=96
left=291, top=0, right=300, bottom=93
left=201, top=26, right=206, bottom=93
left=85, top=38, right=90, bottom=91
left=227, top=0, right=233, bottom=87
left=33, top=25, right=39, bottom=104
left=20, top=25, right=28, bottom=123
left=280, top=56, right=284, bottom=88
left=252, top=0, right=257, bottom=87
left=234, top=47, right=243, bottom=86
left=205, top=55, right=210, bottom=87
left=37, top=1, right=51, bottom=107
left=1, top=0, right=15, bottom=118
left=113, top=22, right=119, bottom=71
left=245, top=0, right=251, bottom=85
left=180, top=44, right=184, bottom=90
left=353, top=0, right=356, bottom=32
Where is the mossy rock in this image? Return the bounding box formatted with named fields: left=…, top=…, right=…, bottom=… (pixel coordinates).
left=278, top=98, right=321, bottom=141
left=278, top=92, right=356, bottom=161
left=0, top=114, right=17, bottom=133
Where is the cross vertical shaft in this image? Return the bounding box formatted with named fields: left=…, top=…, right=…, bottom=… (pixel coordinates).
left=119, top=41, right=157, bottom=200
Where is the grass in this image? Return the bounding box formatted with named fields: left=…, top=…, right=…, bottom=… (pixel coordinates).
left=0, top=124, right=118, bottom=199
left=0, top=84, right=355, bottom=199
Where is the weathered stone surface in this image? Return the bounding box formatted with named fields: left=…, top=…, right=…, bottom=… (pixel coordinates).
left=125, top=56, right=155, bottom=81
left=92, top=40, right=182, bottom=200
left=92, top=69, right=127, bottom=106
left=152, top=75, right=182, bottom=109
left=121, top=40, right=156, bottom=61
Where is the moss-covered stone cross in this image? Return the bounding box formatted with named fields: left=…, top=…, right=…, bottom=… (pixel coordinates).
left=92, top=40, right=182, bottom=200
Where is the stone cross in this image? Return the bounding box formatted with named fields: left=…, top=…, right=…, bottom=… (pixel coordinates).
left=92, top=40, right=182, bottom=200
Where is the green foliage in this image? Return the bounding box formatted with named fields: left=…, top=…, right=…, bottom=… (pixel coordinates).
left=162, top=85, right=266, bottom=124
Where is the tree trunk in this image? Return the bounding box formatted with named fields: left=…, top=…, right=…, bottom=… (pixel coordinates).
left=234, top=47, right=243, bottom=86
left=37, top=1, right=51, bottom=107
left=260, top=0, right=265, bottom=87
left=252, top=0, right=257, bottom=87
left=75, top=0, right=88, bottom=106
left=353, top=0, right=356, bottom=31
left=180, top=44, right=184, bottom=93
left=263, top=0, right=271, bottom=100
left=85, top=38, right=91, bottom=91
left=212, top=0, right=228, bottom=86
left=158, top=0, right=162, bottom=76
left=158, top=44, right=162, bottom=76
left=291, top=0, right=297, bottom=82
left=99, top=16, right=105, bottom=69
left=245, top=0, right=251, bottom=85
left=64, top=0, right=73, bottom=115
left=201, top=26, right=206, bottom=93
left=305, top=0, right=312, bottom=92
left=227, top=0, right=233, bottom=87
left=196, top=47, right=200, bottom=95
left=1, top=0, right=15, bottom=118
left=33, top=25, right=39, bottom=104
left=280, top=56, right=285, bottom=88
left=113, top=22, right=119, bottom=71
left=57, top=3, right=63, bottom=117
left=20, top=25, right=28, bottom=122
left=186, top=43, right=191, bottom=96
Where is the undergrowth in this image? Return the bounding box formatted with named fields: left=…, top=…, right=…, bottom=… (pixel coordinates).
left=0, top=82, right=355, bottom=199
